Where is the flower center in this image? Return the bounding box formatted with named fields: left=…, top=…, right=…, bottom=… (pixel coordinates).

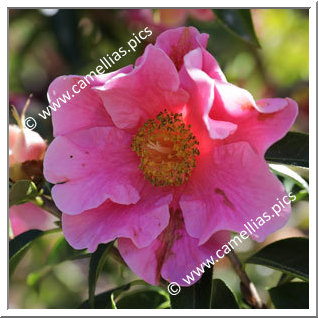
left=132, top=110, right=200, bottom=187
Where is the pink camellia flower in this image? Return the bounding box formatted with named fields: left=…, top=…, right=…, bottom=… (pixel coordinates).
left=9, top=123, right=54, bottom=236
left=44, top=27, right=298, bottom=286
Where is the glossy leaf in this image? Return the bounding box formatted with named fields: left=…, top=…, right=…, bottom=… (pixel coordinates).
left=79, top=280, right=145, bottom=309
left=269, top=282, right=309, bottom=309
left=211, top=279, right=239, bottom=309
left=170, top=266, right=213, bottom=309
left=116, top=289, right=169, bottom=309
left=294, top=189, right=309, bottom=202
left=212, top=9, right=260, bottom=47
left=277, top=273, right=295, bottom=286
left=9, top=228, right=60, bottom=277
left=9, top=180, right=38, bottom=207
left=9, top=229, right=43, bottom=277
left=246, top=237, right=308, bottom=281
left=265, top=132, right=309, bottom=168
left=47, top=236, right=88, bottom=265
left=269, top=164, right=309, bottom=191
left=88, top=242, right=114, bottom=308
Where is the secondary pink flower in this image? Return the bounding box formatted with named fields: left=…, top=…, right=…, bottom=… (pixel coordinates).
left=44, top=27, right=298, bottom=286
left=9, top=123, right=53, bottom=236
left=155, top=9, right=214, bottom=27
left=9, top=124, right=46, bottom=166
left=124, top=9, right=214, bottom=35
left=10, top=202, right=53, bottom=237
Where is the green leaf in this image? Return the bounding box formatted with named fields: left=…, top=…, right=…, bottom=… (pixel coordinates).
left=88, top=242, right=114, bottom=308
left=9, top=229, right=43, bottom=277
left=9, top=180, right=38, bottom=207
left=170, top=266, right=213, bottom=308
left=277, top=272, right=295, bottom=286
left=79, top=280, right=144, bottom=309
left=269, top=282, right=309, bottom=309
left=269, top=164, right=309, bottom=191
left=246, top=237, right=308, bottom=281
left=212, top=9, right=260, bottom=47
left=27, top=266, right=52, bottom=292
left=9, top=228, right=61, bottom=277
left=116, top=288, right=169, bottom=309
left=193, top=266, right=213, bottom=308
left=265, top=132, right=309, bottom=168
left=47, top=236, right=88, bottom=265
left=294, top=189, right=309, bottom=202
left=211, top=279, right=239, bottom=309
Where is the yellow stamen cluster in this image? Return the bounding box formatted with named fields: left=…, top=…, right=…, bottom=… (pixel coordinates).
left=132, top=110, right=200, bottom=187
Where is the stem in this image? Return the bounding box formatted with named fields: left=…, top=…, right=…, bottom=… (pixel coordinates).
left=277, top=273, right=294, bottom=286
left=21, top=94, right=33, bottom=123
left=109, top=246, right=125, bottom=265
left=36, top=195, right=62, bottom=219
left=10, top=105, right=24, bottom=130
left=227, top=251, right=265, bottom=309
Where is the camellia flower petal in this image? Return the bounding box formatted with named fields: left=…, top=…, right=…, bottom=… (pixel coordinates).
left=62, top=184, right=172, bottom=252
left=47, top=67, right=133, bottom=137
left=118, top=211, right=229, bottom=286
left=44, top=26, right=298, bottom=286
left=44, top=126, right=144, bottom=213
left=179, top=142, right=291, bottom=244
left=95, top=45, right=189, bottom=131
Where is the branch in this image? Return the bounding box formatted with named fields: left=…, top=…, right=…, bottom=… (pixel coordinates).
left=109, top=246, right=126, bottom=265
left=37, top=195, right=62, bottom=219
left=227, top=251, right=266, bottom=309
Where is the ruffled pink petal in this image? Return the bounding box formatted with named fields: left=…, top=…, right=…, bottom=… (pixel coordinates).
left=47, top=66, right=132, bottom=137
left=201, top=50, right=227, bottom=82
left=161, top=230, right=229, bottom=286
left=62, top=185, right=172, bottom=252
left=180, top=142, right=291, bottom=244
left=155, top=27, right=208, bottom=71
left=207, top=118, right=237, bottom=139
left=95, top=45, right=188, bottom=131
left=231, top=98, right=298, bottom=155
left=118, top=210, right=230, bottom=286
left=10, top=202, right=56, bottom=236
left=179, top=49, right=214, bottom=135
left=44, top=127, right=143, bottom=214
left=213, top=80, right=257, bottom=117
left=211, top=81, right=298, bottom=155
left=179, top=48, right=235, bottom=148
left=155, top=26, right=226, bottom=81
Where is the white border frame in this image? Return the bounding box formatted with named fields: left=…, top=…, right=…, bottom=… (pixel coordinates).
left=2, top=1, right=316, bottom=316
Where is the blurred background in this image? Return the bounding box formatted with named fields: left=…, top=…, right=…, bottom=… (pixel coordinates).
left=9, top=9, right=309, bottom=309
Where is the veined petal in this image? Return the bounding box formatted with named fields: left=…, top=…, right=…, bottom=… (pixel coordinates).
left=44, top=126, right=143, bottom=214
left=180, top=142, right=291, bottom=244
